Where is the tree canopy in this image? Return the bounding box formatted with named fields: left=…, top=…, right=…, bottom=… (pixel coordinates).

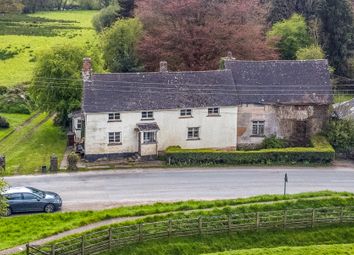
left=0, top=0, right=24, bottom=13
left=267, top=14, right=311, bottom=60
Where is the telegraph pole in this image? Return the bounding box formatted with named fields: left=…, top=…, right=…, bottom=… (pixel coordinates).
left=284, top=173, right=288, bottom=196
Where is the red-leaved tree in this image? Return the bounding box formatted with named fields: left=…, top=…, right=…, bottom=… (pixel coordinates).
left=136, top=0, right=279, bottom=71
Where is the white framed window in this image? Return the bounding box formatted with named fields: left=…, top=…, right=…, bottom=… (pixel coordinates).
left=143, top=131, right=156, bottom=143
left=252, top=121, right=265, bottom=136
left=76, top=119, right=82, bottom=129
left=108, top=113, right=120, bottom=121
left=180, top=109, right=192, bottom=117
left=142, top=111, right=154, bottom=120
left=187, top=127, right=200, bottom=140
left=208, top=107, right=220, bottom=116
left=108, top=132, right=121, bottom=144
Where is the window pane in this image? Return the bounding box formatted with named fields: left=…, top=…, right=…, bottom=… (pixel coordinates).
left=114, top=113, right=120, bottom=119
left=187, top=109, right=192, bottom=115
left=148, top=112, right=153, bottom=118
left=108, top=113, right=114, bottom=120
left=208, top=108, right=213, bottom=114
left=23, top=193, right=37, bottom=200
left=142, top=112, right=147, bottom=118
left=6, top=193, right=22, bottom=200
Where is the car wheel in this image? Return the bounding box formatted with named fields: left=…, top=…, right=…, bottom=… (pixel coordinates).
left=44, top=204, right=55, bottom=213
left=5, top=207, right=11, bottom=216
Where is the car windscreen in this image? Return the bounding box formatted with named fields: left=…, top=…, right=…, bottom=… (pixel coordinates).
left=27, top=187, right=45, bottom=198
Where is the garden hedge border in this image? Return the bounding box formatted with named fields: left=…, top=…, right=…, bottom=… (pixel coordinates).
left=165, top=135, right=335, bottom=165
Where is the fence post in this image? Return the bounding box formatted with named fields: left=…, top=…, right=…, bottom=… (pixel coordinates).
left=198, top=217, right=203, bottom=235
left=283, top=210, right=287, bottom=230
left=168, top=220, right=172, bottom=238
left=311, top=209, right=316, bottom=228
left=228, top=214, right=232, bottom=234
left=26, top=244, right=29, bottom=255
left=51, top=244, right=56, bottom=255
left=138, top=223, right=143, bottom=242
left=256, top=212, right=260, bottom=230
left=108, top=228, right=113, bottom=251
left=81, top=235, right=85, bottom=255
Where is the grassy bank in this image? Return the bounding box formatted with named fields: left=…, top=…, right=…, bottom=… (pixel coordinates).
left=0, top=113, right=32, bottom=140
left=0, top=191, right=350, bottom=250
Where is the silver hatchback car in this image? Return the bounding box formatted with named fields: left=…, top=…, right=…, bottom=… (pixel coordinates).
left=3, top=186, right=62, bottom=216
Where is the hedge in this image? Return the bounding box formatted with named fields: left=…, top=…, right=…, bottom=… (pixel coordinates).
left=165, top=135, right=335, bottom=165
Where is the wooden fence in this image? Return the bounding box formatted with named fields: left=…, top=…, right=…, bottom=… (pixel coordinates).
left=27, top=206, right=354, bottom=255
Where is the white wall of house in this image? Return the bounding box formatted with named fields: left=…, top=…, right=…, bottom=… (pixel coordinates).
left=72, top=116, right=82, bottom=141
left=84, top=106, right=238, bottom=156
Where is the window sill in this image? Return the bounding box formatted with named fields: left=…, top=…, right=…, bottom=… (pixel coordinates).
left=187, top=138, right=200, bottom=141
left=142, top=142, right=157, bottom=145
left=75, top=128, right=81, bottom=130
left=108, top=142, right=122, bottom=146
left=141, top=118, right=155, bottom=121
left=207, top=114, right=221, bottom=117
left=250, top=135, right=265, bottom=138
left=108, top=120, right=122, bottom=122
left=179, top=116, right=193, bottom=119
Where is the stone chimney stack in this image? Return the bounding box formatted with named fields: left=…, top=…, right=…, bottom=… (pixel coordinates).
left=226, top=51, right=235, bottom=60
left=159, top=61, right=168, bottom=72
left=82, top=57, right=92, bottom=82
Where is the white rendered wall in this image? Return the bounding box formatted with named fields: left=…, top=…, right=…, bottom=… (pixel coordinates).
left=84, top=106, right=238, bottom=155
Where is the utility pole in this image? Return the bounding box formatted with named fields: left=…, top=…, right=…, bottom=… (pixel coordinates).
left=284, top=173, right=288, bottom=196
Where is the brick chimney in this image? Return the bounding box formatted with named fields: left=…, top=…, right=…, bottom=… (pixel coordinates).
left=159, top=61, right=168, bottom=72
left=82, top=57, right=92, bottom=82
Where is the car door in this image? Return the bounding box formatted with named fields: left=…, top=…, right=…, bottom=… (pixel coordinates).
left=22, top=193, right=43, bottom=212
left=6, top=193, right=24, bottom=213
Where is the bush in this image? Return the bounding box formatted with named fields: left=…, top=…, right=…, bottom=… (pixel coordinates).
left=0, top=86, right=33, bottom=114
left=0, top=116, right=10, bottom=129
left=325, top=119, right=354, bottom=154
left=165, top=135, right=334, bottom=165
left=67, top=153, right=79, bottom=171
left=261, top=135, right=287, bottom=149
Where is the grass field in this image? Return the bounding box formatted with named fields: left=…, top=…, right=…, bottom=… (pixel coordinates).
left=205, top=243, right=354, bottom=255
left=0, top=191, right=351, bottom=251
left=0, top=10, right=98, bottom=86
left=0, top=113, right=66, bottom=175
left=0, top=113, right=32, bottom=140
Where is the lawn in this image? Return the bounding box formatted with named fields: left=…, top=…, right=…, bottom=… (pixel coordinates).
left=0, top=113, right=32, bottom=140
left=206, top=243, right=354, bottom=255
left=0, top=114, right=66, bottom=175
left=0, top=10, right=98, bottom=86
left=0, top=191, right=352, bottom=251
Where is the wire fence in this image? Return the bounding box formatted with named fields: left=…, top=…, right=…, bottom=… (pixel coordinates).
left=27, top=206, right=354, bottom=255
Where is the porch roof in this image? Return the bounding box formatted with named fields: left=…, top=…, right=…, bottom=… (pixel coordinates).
left=136, top=122, right=160, bottom=132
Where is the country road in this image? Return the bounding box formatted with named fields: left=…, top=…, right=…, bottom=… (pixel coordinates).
left=4, top=166, right=354, bottom=211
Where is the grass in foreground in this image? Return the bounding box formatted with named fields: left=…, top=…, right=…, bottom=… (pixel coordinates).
left=205, top=243, right=354, bottom=255
left=0, top=191, right=350, bottom=251
left=0, top=114, right=66, bottom=175
left=106, top=225, right=354, bottom=255
left=0, top=113, right=32, bottom=140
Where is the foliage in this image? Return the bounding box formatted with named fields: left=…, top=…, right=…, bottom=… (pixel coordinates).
left=137, top=0, right=278, bottom=71
left=0, top=85, right=33, bottom=114
left=325, top=119, right=354, bottom=154
left=165, top=135, right=334, bottom=165
left=0, top=178, right=8, bottom=217
left=92, top=4, right=120, bottom=32
left=0, top=116, right=10, bottom=129
left=317, top=0, right=354, bottom=75
left=296, top=44, right=325, bottom=60
left=267, top=14, right=311, bottom=60
left=0, top=0, right=24, bottom=14
left=67, top=152, right=79, bottom=171
left=0, top=113, right=32, bottom=141
left=77, top=0, right=101, bottom=10
left=31, top=44, right=101, bottom=127
left=101, top=18, right=142, bottom=72
left=0, top=191, right=351, bottom=250
left=261, top=135, right=287, bottom=149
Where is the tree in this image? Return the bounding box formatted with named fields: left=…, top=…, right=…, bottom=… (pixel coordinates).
left=318, top=0, right=354, bottom=75
left=325, top=119, right=354, bottom=154
left=0, top=0, right=24, bottom=13
left=101, top=18, right=142, bottom=72
left=267, top=14, right=311, bottom=60
left=137, top=0, right=278, bottom=71
left=92, top=4, right=120, bottom=32
left=31, top=44, right=101, bottom=127
left=0, top=178, right=8, bottom=217
left=296, top=44, right=325, bottom=60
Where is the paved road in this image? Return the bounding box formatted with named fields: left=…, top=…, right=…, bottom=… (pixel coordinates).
left=4, top=166, right=354, bottom=211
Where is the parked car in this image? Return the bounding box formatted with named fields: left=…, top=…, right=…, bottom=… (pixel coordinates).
left=3, top=186, right=62, bottom=216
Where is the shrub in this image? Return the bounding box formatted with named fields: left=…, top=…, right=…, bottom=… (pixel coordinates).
left=325, top=119, right=354, bottom=154
left=261, top=135, right=287, bottom=149
left=92, top=5, right=120, bottom=32
left=0, top=86, right=7, bottom=95
left=165, top=135, right=334, bottom=165
left=67, top=153, right=79, bottom=171
left=0, top=116, right=10, bottom=129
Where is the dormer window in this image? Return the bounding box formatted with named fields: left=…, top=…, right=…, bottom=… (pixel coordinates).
left=108, top=113, right=120, bottom=121
left=180, top=109, right=192, bottom=117
left=208, top=107, right=220, bottom=116
left=142, top=111, right=154, bottom=120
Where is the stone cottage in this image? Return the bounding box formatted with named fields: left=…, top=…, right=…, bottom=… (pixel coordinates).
left=74, top=58, right=332, bottom=161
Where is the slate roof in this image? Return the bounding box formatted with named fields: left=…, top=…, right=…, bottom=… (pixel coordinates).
left=224, top=60, right=332, bottom=105
left=83, top=60, right=332, bottom=113
left=333, top=98, right=354, bottom=120
left=136, top=123, right=160, bottom=131
left=83, top=70, right=238, bottom=113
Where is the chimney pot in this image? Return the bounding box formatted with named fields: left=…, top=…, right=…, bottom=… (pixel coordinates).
left=82, top=57, right=92, bottom=81
left=159, top=61, right=168, bottom=72
left=227, top=51, right=234, bottom=59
